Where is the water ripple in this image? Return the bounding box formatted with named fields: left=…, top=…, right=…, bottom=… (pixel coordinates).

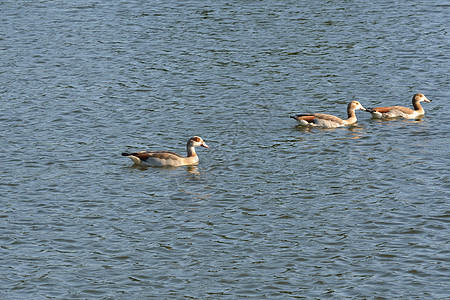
left=1, top=0, right=449, bottom=299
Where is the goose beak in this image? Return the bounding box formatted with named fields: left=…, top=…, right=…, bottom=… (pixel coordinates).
left=360, top=105, right=367, bottom=111
left=424, top=97, right=431, bottom=103
left=201, top=141, right=209, bottom=148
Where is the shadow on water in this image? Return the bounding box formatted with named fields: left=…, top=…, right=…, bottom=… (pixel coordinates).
left=125, top=163, right=201, bottom=175
left=291, top=123, right=366, bottom=139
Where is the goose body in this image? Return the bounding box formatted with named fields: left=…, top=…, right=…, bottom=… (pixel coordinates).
left=290, top=101, right=366, bottom=128
left=367, top=93, right=431, bottom=119
left=122, top=136, right=209, bottom=167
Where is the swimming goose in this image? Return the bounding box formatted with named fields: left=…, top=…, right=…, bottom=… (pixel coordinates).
left=122, top=136, right=209, bottom=167
left=290, top=101, right=366, bottom=128
left=366, top=93, right=431, bottom=119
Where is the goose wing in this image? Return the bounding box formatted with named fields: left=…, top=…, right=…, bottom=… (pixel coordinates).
left=291, top=113, right=346, bottom=127
left=123, top=151, right=185, bottom=161
left=371, top=106, right=414, bottom=114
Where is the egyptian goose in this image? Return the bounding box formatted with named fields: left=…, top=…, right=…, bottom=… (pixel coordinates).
left=366, top=93, right=431, bottom=119
left=122, top=136, right=209, bottom=167
left=290, top=101, right=366, bottom=128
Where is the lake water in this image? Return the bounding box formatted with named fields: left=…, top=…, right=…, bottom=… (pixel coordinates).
left=1, top=0, right=449, bottom=298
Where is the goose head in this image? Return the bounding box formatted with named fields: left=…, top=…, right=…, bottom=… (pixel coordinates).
left=413, top=93, right=431, bottom=104
left=348, top=100, right=367, bottom=112
left=188, top=136, right=209, bottom=148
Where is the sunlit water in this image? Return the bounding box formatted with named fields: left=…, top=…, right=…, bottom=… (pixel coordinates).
left=1, top=1, right=449, bottom=298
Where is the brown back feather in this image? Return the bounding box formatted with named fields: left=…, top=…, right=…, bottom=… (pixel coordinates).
left=373, top=106, right=413, bottom=114
left=311, top=113, right=345, bottom=124
left=294, top=114, right=316, bottom=122
left=134, top=151, right=185, bottom=161
left=292, top=113, right=345, bottom=124
left=372, top=107, right=391, bottom=113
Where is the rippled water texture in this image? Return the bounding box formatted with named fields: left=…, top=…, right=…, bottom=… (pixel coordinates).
left=1, top=1, right=449, bottom=298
